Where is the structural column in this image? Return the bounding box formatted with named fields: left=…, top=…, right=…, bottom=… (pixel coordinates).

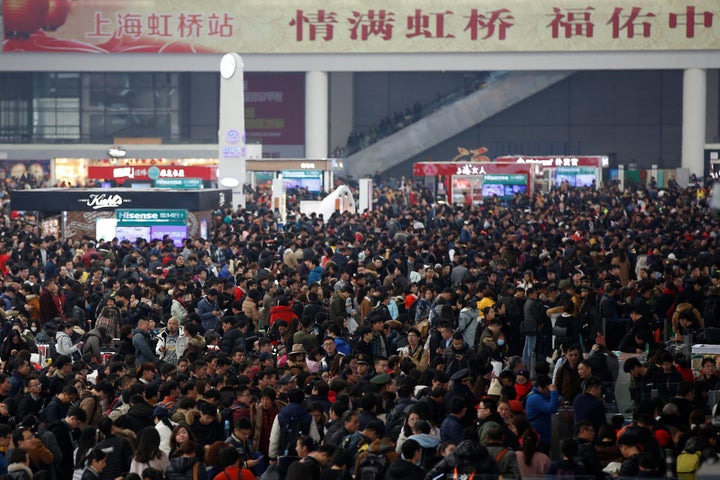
left=682, top=68, right=706, bottom=176
left=305, top=71, right=329, bottom=158
left=329, top=72, right=354, bottom=155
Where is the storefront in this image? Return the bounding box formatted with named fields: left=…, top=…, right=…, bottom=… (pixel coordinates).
left=86, top=164, right=219, bottom=188
left=413, top=161, right=534, bottom=205
left=10, top=188, right=231, bottom=242
left=245, top=158, right=341, bottom=193
left=494, top=155, right=609, bottom=191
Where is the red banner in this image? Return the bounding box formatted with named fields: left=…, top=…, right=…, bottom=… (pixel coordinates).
left=1, top=1, right=716, bottom=54
left=87, top=165, right=217, bottom=183
left=413, top=162, right=529, bottom=177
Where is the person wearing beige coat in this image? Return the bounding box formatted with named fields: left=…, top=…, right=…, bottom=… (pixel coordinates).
left=242, top=292, right=261, bottom=329
left=250, top=391, right=285, bottom=457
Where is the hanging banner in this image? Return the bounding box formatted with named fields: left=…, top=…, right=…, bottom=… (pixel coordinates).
left=2, top=0, right=718, bottom=53
left=116, top=209, right=187, bottom=226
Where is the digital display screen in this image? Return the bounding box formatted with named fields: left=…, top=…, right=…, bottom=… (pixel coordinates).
left=482, top=184, right=505, bottom=197
left=556, top=174, right=575, bottom=185
left=575, top=174, right=596, bottom=187
left=150, top=225, right=188, bottom=247
left=200, top=218, right=208, bottom=240
left=283, top=176, right=323, bottom=192
left=505, top=184, right=527, bottom=195
left=115, top=226, right=151, bottom=243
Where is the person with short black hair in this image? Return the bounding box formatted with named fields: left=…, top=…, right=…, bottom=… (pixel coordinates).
left=385, top=438, right=424, bottom=480
left=12, top=427, right=53, bottom=474
left=484, top=424, right=521, bottom=479
left=440, top=397, right=466, bottom=444
left=226, top=418, right=261, bottom=475
left=132, top=318, right=157, bottom=365
left=338, top=419, right=383, bottom=464
left=268, top=389, right=321, bottom=460
left=617, top=431, right=642, bottom=478
left=49, top=406, right=87, bottom=480
left=294, top=435, right=316, bottom=461
left=191, top=402, right=225, bottom=449
left=623, top=357, right=662, bottom=405
left=323, top=410, right=359, bottom=449
left=286, top=443, right=335, bottom=480
left=573, top=376, right=606, bottom=435
left=525, top=375, right=558, bottom=454
left=670, top=380, right=697, bottom=426
left=95, top=417, right=134, bottom=480
left=574, top=420, right=603, bottom=480
left=6, top=447, right=33, bottom=480
left=546, top=438, right=586, bottom=477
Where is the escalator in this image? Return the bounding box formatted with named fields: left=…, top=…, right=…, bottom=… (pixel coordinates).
left=344, top=71, right=575, bottom=178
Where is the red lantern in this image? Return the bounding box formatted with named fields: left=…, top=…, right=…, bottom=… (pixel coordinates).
left=43, top=0, right=69, bottom=31
left=3, top=0, right=49, bottom=38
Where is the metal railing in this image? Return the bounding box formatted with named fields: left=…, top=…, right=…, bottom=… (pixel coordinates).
left=339, top=71, right=508, bottom=157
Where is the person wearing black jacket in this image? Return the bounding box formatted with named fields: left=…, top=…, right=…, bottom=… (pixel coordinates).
left=385, top=439, right=424, bottom=480
left=94, top=417, right=134, bottom=480
left=623, top=357, right=662, bottom=405
left=190, top=402, right=225, bottom=449
left=323, top=409, right=353, bottom=447
left=16, top=377, right=45, bottom=421
left=425, top=439, right=499, bottom=480
left=219, top=316, right=246, bottom=355
left=125, top=394, right=154, bottom=432
left=48, top=407, right=86, bottom=480
left=444, top=369, right=478, bottom=427
left=574, top=420, right=603, bottom=480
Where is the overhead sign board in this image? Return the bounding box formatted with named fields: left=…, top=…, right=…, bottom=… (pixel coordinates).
left=154, top=178, right=204, bottom=189
left=116, top=209, right=187, bottom=226
left=2, top=1, right=718, bottom=54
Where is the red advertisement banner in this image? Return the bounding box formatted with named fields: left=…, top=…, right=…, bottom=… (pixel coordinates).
left=2, top=1, right=717, bottom=54
left=87, top=165, right=218, bottom=183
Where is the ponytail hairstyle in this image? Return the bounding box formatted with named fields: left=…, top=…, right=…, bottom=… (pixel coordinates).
left=522, top=429, right=539, bottom=466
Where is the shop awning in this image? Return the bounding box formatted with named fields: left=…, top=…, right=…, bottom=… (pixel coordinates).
left=10, top=188, right=232, bottom=212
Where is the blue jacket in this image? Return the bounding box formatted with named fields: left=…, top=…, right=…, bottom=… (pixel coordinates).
left=440, top=414, right=465, bottom=444
left=573, top=392, right=606, bottom=435
left=308, top=266, right=323, bottom=284
left=197, top=297, right=219, bottom=332
left=525, top=386, right=559, bottom=445
left=131, top=328, right=156, bottom=365
left=334, top=337, right=351, bottom=355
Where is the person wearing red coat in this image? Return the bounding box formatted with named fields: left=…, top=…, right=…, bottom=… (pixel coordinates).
left=39, top=280, right=64, bottom=322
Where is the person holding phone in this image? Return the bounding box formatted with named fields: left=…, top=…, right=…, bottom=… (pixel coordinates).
left=225, top=418, right=264, bottom=476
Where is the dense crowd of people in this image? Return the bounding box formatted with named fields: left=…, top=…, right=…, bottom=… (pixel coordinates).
left=0, top=176, right=716, bottom=480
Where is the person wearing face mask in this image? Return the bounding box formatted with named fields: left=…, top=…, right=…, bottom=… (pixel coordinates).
left=384, top=439, right=424, bottom=480
left=478, top=316, right=508, bottom=362
left=27, top=320, right=41, bottom=337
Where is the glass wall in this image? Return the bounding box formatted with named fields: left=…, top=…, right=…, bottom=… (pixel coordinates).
left=0, top=72, right=219, bottom=144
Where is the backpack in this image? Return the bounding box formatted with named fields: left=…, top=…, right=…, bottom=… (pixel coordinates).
left=676, top=450, right=702, bottom=480
left=278, top=414, right=309, bottom=457
left=406, top=298, right=418, bottom=323
left=355, top=452, right=386, bottom=480
left=385, top=405, right=411, bottom=439
left=72, top=394, right=100, bottom=423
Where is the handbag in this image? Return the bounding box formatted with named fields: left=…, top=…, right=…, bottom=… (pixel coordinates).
left=552, top=325, right=568, bottom=337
